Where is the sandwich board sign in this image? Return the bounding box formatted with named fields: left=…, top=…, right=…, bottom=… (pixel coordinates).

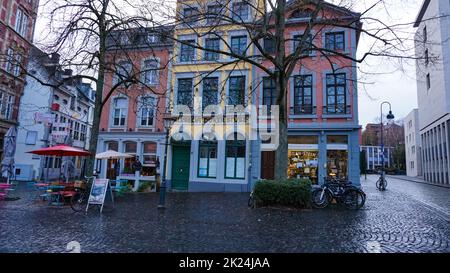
left=86, top=178, right=114, bottom=213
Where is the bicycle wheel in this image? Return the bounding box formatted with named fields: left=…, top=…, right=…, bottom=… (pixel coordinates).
left=376, top=178, right=387, bottom=191
left=312, top=189, right=331, bottom=209
left=344, top=189, right=366, bottom=209
left=70, top=191, right=88, bottom=212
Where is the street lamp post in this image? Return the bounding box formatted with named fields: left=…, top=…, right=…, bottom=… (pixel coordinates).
left=379, top=101, right=395, bottom=189
left=158, top=114, right=176, bottom=209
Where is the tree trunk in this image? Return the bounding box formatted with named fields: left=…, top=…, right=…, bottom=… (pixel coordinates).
left=273, top=0, right=288, bottom=180
left=85, top=7, right=107, bottom=178
left=274, top=76, right=288, bottom=180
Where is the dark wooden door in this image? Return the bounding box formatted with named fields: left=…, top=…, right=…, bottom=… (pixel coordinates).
left=261, top=151, right=275, bottom=180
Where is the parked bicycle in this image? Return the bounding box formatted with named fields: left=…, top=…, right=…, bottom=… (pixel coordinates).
left=376, top=175, right=387, bottom=191
left=70, top=176, right=94, bottom=212
left=312, top=178, right=366, bottom=209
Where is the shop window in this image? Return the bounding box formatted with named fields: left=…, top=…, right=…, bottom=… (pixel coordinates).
left=142, top=142, right=157, bottom=177
left=326, top=135, right=348, bottom=180
left=124, top=142, right=137, bottom=174
left=288, top=135, right=319, bottom=184
left=198, top=134, right=217, bottom=178
left=225, top=133, right=246, bottom=179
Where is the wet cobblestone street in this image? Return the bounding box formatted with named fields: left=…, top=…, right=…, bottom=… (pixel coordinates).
left=0, top=175, right=449, bottom=253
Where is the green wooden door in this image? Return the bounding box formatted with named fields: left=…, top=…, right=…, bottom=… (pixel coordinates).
left=171, top=145, right=191, bottom=190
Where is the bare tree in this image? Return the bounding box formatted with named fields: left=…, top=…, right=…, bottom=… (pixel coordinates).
left=137, top=0, right=439, bottom=180
left=8, top=0, right=173, bottom=177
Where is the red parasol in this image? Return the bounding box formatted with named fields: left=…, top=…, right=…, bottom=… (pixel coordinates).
left=27, top=145, right=91, bottom=157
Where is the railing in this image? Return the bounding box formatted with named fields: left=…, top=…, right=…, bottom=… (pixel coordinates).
left=323, top=104, right=351, bottom=115
left=290, top=105, right=316, bottom=115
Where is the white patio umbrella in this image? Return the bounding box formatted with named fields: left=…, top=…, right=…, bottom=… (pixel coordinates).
left=1, top=127, right=17, bottom=184
left=95, top=150, right=133, bottom=159
left=96, top=150, right=133, bottom=179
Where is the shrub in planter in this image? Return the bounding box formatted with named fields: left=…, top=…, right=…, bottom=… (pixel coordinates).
left=253, top=179, right=312, bottom=209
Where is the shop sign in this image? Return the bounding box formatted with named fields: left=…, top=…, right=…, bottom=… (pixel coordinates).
left=327, top=144, right=348, bottom=151
left=86, top=178, right=114, bottom=213
left=35, top=113, right=54, bottom=124
left=288, top=144, right=319, bottom=151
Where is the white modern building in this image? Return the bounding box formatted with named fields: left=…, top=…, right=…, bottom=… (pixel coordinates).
left=14, top=46, right=95, bottom=181
left=360, top=146, right=393, bottom=172
left=414, top=0, right=450, bottom=185
left=404, top=109, right=422, bottom=177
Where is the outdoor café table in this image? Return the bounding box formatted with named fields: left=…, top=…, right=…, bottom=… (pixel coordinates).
left=33, top=183, right=50, bottom=201
left=47, top=185, right=66, bottom=206
left=0, top=183, right=11, bottom=200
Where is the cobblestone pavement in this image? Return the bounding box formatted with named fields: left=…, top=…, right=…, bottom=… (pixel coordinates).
left=0, top=177, right=449, bottom=253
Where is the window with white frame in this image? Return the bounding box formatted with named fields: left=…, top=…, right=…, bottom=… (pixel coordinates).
left=80, top=124, right=87, bottom=141
left=139, top=96, right=155, bottom=127
left=202, top=77, right=219, bottom=110
left=228, top=76, right=245, bottom=106
left=5, top=48, right=14, bottom=73
left=206, top=4, right=223, bottom=24
left=198, top=134, right=218, bottom=178
left=113, top=61, right=132, bottom=86
left=225, top=133, right=246, bottom=179
left=25, top=131, right=38, bottom=145
left=112, top=97, right=128, bottom=126
left=15, top=8, right=29, bottom=37
left=142, top=142, right=157, bottom=176
left=4, top=95, right=14, bottom=120
left=325, top=32, right=345, bottom=51
left=183, top=7, right=199, bottom=25
left=146, top=34, right=157, bottom=44
left=142, top=59, right=159, bottom=85
left=73, top=122, right=80, bottom=140
left=179, top=39, right=196, bottom=62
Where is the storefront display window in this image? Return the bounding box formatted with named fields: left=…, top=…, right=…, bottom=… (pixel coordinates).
left=225, top=133, right=246, bottom=179
left=124, top=142, right=137, bottom=174
left=327, top=135, right=348, bottom=180
left=142, top=142, right=157, bottom=176
left=288, top=136, right=319, bottom=184
left=198, top=134, right=217, bottom=178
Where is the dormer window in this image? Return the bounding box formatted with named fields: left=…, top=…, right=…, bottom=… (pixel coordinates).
left=120, top=34, right=130, bottom=45
left=289, top=9, right=313, bottom=19
left=232, top=2, right=249, bottom=21
left=147, top=34, right=157, bottom=44
left=62, top=99, right=68, bottom=105
left=54, top=95, right=59, bottom=101
left=183, top=7, right=199, bottom=25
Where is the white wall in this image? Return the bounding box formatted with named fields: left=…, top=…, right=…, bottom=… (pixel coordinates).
left=14, top=61, right=52, bottom=180
left=404, top=109, right=421, bottom=177
left=416, top=0, right=450, bottom=131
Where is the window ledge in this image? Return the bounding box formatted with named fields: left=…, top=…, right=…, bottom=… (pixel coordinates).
left=322, top=114, right=352, bottom=119
left=289, top=115, right=318, bottom=119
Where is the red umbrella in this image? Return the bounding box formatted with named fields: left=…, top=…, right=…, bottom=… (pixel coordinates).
left=27, top=145, right=91, bottom=157
left=28, top=145, right=91, bottom=183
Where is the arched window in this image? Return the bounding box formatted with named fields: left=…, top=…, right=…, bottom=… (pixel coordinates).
left=198, top=133, right=217, bottom=178
left=114, top=61, right=132, bottom=86
left=225, top=133, right=246, bottom=179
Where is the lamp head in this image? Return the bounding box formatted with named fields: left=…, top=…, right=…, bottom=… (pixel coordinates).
left=387, top=111, right=395, bottom=120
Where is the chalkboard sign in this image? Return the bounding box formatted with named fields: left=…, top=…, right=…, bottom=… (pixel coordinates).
left=86, top=178, right=114, bottom=213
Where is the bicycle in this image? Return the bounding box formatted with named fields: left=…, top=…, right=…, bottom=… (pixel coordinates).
left=376, top=175, right=387, bottom=191
left=312, top=178, right=366, bottom=210
left=248, top=190, right=255, bottom=208
left=70, top=176, right=94, bottom=212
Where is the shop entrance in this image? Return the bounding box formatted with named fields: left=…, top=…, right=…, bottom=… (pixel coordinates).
left=171, top=144, right=191, bottom=190
left=326, top=135, right=349, bottom=180
left=287, top=136, right=319, bottom=184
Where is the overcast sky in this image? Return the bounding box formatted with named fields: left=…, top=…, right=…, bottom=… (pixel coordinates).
left=33, top=0, right=422, bottom=128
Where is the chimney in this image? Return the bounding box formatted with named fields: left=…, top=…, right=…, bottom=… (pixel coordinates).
left=51, top=53, right=60, bottom=65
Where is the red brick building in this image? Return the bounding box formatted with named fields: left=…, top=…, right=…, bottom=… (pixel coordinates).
left=0, top=0, right=39, bottom=157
